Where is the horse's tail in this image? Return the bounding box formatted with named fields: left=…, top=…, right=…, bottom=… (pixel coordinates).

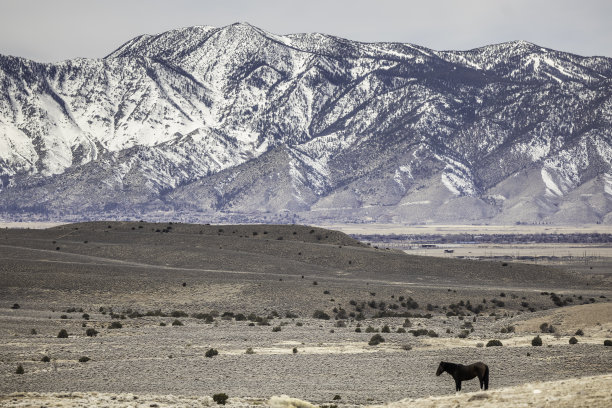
left=484, top=365, right=489, bottom=390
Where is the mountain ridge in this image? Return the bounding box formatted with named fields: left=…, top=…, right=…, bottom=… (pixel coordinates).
left=1, top=23, right=611, bottom=224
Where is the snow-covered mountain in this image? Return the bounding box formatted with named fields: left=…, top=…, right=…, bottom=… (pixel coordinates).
left=1, top=23, right=611, bottom=224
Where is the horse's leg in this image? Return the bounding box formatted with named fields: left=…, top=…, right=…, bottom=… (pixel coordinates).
left=455, top=379, right=461, bottom=391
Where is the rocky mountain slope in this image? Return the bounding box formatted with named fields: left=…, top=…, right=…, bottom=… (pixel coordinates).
left=1, top=23, right=611, bottom=224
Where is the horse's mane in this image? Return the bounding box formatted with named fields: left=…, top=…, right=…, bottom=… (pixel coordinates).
left=441, top=361, right=461, bottom=370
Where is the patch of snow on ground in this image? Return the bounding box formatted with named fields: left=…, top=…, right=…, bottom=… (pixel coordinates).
left=393, top=165, right=413, bottom=189
left=604, top=173, right=612, bottom=195
left=489, top=194, right=506, bottom=201
left=399, top=200, right=431, bottom=206
left=0, top=125, right=37, bottom=173
left=441, top=173, right=461, bottom=195
left=435, top=154, right=476, bottom=196
left=541, top=168, right=563, bottom=196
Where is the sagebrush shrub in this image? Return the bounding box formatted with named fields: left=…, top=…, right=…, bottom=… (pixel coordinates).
left=312, top=310, right=330, bottom=320
left=540, top=322, right=555, bottom=333
left=213, top=393, right=228, bottom=405
left=532, top=335, right=542, bottom=346
left=171, top=310, right=188, bottom=318
left=486, top=339, right=503, bottom=347
left=365, top=326, right=378, bottom=333
left=205, top=348, right=219, bottom=358
left=368, top=334, right=385, bottom=346
left=458, top=330, right=470, bottom=338
left=57, top=329, right=68, bottom=338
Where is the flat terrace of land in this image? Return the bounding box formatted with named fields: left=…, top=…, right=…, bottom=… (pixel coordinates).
left=334, top=224, right=612, bottom=278
left=2, top=374, right=612, bottom=408
left=0, top=222, right=67, bottom=229
left=321, top=223, right=612, bottom=236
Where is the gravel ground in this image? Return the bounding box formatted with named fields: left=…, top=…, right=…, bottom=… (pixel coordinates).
left=1, top=310, right=611, bottom=405
left=1, top=374, right=612, bottom=407
left=1, top=222, right=611, bottom=406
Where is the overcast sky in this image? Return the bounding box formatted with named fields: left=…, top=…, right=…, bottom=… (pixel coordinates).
left=1, top=0, right=611, bottom=62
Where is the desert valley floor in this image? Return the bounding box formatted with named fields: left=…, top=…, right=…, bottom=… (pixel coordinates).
left=1, top=222, right=611, bottom=407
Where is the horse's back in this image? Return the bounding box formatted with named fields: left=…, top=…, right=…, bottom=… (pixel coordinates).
left=472, top=361, right=487, bottom=370
left=461, top=362, right=487, bottom=379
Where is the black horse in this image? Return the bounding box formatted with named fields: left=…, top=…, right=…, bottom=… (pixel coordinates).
left=436, top=361, right=489, bottom=391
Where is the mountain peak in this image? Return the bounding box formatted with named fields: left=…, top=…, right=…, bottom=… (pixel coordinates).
left=105, top=25, right=219, bottom=59
left=229, top=21, right=256, bottom=28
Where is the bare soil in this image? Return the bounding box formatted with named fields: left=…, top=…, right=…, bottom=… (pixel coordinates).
left=1, top=375, right=611, bottom=407
left=1, top=222, right=611, bottom=406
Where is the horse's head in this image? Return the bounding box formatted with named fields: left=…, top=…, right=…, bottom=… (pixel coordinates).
left=436, top=361, right=445, bottom=376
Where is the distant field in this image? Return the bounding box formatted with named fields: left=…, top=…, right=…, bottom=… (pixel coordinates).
left=320, top=223, right=612, bottom=276
left=403, top=243, right=612, bottom=260
left=320, top=223, right=612, bottom=235
left=0, top=222, right=67, bottom=229
left=404, top=245, right=612, bottom=276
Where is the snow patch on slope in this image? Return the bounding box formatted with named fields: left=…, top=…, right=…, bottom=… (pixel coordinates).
left=541, top=168, right=563, bottom=196
left=0, top=125, right=37, bottom=176
left=435, top=154, right=476, bottom=196
left=604, top=173, right=612, bottom=195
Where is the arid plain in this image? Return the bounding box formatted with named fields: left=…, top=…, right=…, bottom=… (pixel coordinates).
left=1, top=222, right=611, bottom=407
